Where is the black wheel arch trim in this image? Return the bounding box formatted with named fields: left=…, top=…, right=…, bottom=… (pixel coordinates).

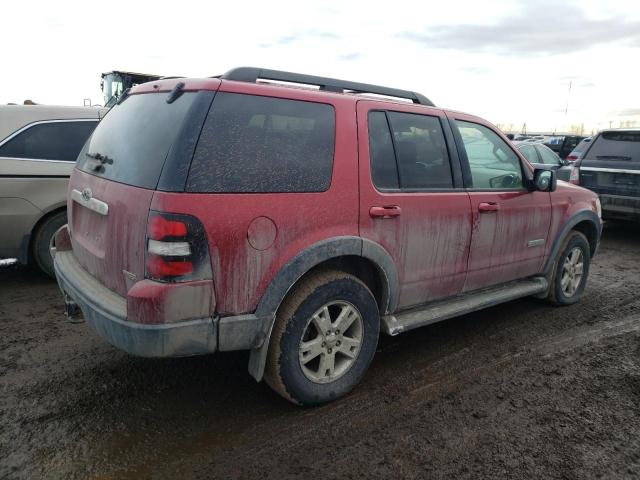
left=248, top=235, right=399, bottom=381
left=542, top=210, right=602, bottom=276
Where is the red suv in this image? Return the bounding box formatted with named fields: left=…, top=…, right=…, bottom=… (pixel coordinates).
left=54, top=68, right=602, bottom=405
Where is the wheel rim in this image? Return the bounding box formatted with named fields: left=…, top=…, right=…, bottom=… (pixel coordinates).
left=298, top=300, right=364, bottom=384
left=560, top=246, right=584, bottom=297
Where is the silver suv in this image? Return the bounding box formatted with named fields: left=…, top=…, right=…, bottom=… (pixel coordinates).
left=0, top=104, right=104, bottom=276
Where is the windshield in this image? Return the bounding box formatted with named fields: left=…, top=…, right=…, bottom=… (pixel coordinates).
left=77, top=91, right=197, bottom=189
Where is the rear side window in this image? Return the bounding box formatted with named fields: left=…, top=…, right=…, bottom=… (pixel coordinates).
left=186, top=93, right=335, bottom=193
left=368, top=110, right=453, bottom=190
left=77, top=92, right=197, bottom=189
left=0, top=121, right=97, bottom=161
left=584, top=131, right=640, bottom=162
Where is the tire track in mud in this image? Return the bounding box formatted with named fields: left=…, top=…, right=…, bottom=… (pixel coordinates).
left=98, top=306, right=640, bottom=480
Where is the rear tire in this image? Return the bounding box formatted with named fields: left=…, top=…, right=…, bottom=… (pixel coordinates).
left=264, top=270, right=380, bottom=405
left=32, top=211, right=67, bottom=278
left=547, top=231, right=590, bottom=306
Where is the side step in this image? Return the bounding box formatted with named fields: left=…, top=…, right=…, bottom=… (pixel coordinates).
left=381, top=277, right=548, bottom=336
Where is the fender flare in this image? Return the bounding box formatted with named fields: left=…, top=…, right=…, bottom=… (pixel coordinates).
left=247, top=236, right=399, bottom=381
left=542, top=210, right=602, bottom=276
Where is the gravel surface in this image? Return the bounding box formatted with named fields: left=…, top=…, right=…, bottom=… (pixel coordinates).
left=1, top=223, right=639, bottom=479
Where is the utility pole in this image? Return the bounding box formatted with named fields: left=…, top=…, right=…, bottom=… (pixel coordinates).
left=564, top=81, right=572, bottom=116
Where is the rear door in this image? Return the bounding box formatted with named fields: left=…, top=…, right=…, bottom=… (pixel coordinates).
left=448, top=115, right=551, bottom=291
left=357, top=101, right=472, bottom=309
left=69, top=89, right=208, bottom=296
left=579, top=131, right=640, bottom=207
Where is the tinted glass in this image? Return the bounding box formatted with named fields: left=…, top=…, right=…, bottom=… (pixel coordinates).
left=387, top=111, right=452, bottom=189
left=187, top=93, right=335, bottom=193
left=0, top=121, right=97, bottom=161
left=572, top=138, right=591, bottom=154
left=368, top=111, right=399, bottom=189
left=584, top=131, right=640, bottom=163
left=537, top=145, right=561, bottom=165
left=77, top=92, right=197, bottom=189
left=518, top=144, right=539, bottom=164
left=456, top=120, right=523, bottom=189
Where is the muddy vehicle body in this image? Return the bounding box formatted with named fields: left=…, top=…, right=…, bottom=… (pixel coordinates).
left=54, top=68, right=602, bottom=404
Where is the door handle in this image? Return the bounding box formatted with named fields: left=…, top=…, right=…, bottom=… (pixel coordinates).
left=370, top=206, right=402, bottom=218
left=478, top=202, right=500, bottom=213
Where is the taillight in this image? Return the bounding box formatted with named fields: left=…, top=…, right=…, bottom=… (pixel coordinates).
left=566, top=155, right=578, bottom=162
left=569, top=165, right=580, bottom=185
left=145, top=211, right=212, bottom=282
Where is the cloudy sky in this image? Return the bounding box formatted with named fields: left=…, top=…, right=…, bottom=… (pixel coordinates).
left=2, top=0, right=639, bottom=133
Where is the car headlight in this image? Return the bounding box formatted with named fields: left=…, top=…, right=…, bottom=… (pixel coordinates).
left=595, top=197, right=602, bottom=219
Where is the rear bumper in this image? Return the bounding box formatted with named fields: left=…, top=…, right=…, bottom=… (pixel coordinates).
left=600, top=194, right=640, bottom=221
left=54, top=250, right=218, bottom=357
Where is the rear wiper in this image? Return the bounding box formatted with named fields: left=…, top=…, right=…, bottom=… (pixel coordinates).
left=596, top=155, right=632, bottom=161
left=85, top=152, right=113, bottom=171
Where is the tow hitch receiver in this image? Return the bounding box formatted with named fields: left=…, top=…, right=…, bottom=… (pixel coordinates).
left=63, top=292, right=81, bottom=320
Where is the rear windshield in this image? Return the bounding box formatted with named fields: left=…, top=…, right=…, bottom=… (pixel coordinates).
left=186, top=92, right=335, bottom=193
left=77, top=92, right=197, bottom=188
left=585, top=131, right=640, bottom=162
left=572, top=138, right=591, bottom=153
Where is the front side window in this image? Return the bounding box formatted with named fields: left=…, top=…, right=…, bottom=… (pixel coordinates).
left=368, top=110, right=453, bottom=190
left=0, top=121, right=97, bottom=161
left=187, top=93, right=335, bottom=193
left=455, top=120, right=523, bottom=190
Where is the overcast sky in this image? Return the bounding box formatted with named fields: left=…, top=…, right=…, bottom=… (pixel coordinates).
left=2, top=0, right=639, bottom=133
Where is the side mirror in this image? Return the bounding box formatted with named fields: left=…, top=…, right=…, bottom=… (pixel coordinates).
left=533, top=168, right=556, bottom=192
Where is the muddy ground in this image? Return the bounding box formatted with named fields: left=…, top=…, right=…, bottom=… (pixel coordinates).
left=1, top=223, right=640, bottom=479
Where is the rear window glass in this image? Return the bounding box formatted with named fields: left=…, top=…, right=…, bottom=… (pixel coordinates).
left=186, top=93, right=335, bottom=193
left=585, top=131, right=640, bottom=162
left=572, top=138, right=591, bottom=153
left=76, top=92, right=197, bottom=189
left=0, top=121, right=97, bottom=161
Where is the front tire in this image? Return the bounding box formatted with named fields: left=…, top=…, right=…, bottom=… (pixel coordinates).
left=264, top=270, right=380, bottom=405
left=547, top=231, right=590, bottom=305
left=32, top=211, right=67, bottom=278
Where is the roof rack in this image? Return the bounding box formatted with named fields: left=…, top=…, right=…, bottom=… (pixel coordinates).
left=220, top=67, right=435, bottom=107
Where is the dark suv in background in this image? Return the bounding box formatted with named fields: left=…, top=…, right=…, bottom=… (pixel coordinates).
left=54, top=67, right=602, bottom=405
left=570, top=129, right=640, bottom=222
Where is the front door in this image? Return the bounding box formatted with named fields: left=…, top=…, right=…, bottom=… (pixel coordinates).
left=447, top=115, right=551, bottom=291
left=357, top=101, right=472, bottom=310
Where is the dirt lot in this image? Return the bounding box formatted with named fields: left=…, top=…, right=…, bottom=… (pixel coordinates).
left=1, top=223, right=640, bottom=480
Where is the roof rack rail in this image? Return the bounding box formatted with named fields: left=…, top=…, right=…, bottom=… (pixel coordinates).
left=220, top=67, right=435, bottom=107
